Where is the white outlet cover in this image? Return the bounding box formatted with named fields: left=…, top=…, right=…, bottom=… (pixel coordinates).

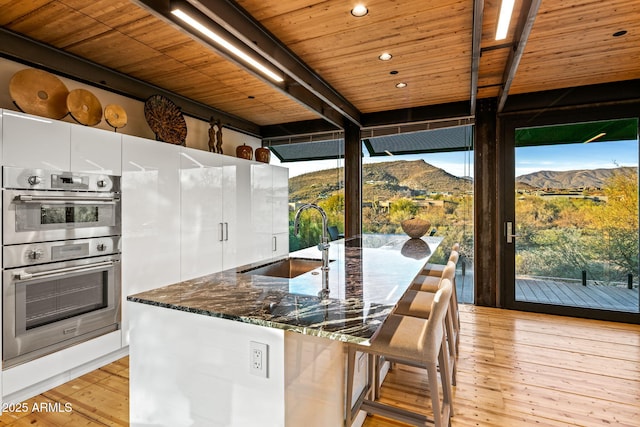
left=250, top=341, right=268, bottom=378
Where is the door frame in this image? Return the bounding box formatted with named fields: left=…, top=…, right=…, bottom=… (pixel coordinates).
left=498, top=101, right=640, bottom=324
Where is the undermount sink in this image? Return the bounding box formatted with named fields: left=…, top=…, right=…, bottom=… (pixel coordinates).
left=239, top=257, right=330, bottom=279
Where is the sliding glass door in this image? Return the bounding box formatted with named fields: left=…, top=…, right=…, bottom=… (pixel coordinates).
left=502, top=114, right=640, bottom=321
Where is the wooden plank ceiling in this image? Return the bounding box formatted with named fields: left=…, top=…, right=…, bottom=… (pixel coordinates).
left=1, top=0, right=639, bottom=130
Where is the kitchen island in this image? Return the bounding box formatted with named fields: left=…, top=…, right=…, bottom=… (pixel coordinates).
left=127, top=234, right=442, bottom=427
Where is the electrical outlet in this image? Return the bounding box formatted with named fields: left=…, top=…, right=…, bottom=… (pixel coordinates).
left=250, top=341, right=268, bottom=378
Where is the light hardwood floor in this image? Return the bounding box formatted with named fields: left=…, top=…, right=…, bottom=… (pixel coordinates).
left=1, top=305, right=639, bottom=426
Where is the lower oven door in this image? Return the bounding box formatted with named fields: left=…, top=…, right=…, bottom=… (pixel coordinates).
left=3, top=255, right=120, bottom=369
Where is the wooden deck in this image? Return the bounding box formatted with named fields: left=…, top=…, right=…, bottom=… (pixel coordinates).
left=453, top=267, right=639, bottom=313
left=516, top=276, right=639, bottom=312
left=1, top=306, right=639, bottom=426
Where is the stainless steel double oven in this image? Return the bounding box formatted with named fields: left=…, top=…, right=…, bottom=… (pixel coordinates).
left=2, top=167, right=121, bottom=368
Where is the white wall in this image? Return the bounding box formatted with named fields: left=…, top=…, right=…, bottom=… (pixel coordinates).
left=0, top=57, right=261, bottom=156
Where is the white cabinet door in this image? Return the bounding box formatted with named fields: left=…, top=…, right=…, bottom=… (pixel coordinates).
left=272, top=165, right=290, bottom=257
left=121, top=135, right=181, bottom=345
left=251, top=164, right=290, bottom=259
left=221, top=156, right=254, bottom=269
left=70, top=125, right=122, bottom=175
left=180, top=147, right=224, bottom=280
left=1, top=110, right=70, bottom=170
left=251, top=163, right=274, bottom=262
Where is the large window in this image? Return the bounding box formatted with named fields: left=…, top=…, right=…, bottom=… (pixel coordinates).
left=269, top=125, right=475, bottom=303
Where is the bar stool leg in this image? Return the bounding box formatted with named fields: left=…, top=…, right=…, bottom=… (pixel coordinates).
left=345, top=345, right=356, bottom=427
left=445, top=308, right=457, bottom=386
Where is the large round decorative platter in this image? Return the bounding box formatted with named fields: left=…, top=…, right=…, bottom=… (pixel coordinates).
left=104, top=104, right=128, bottom=130
left=144, top=95, right=187, bottom=145
left=67, top=88, right=103, bottom=126
left=9, top=68, right=69, bottom=119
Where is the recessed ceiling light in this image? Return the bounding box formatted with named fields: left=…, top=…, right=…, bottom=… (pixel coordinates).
left=613, top=30, right=627, bottom=37
left=351, top=4, right=368, bottom=17
left=379, top=52, right=392, bottom=61
left=495, top=0, right=515, bottom=40
left=396, top=82, right=407, bottom=88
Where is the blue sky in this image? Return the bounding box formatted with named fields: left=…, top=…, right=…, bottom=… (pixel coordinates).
left=515, top=140, right=638, bottom=176
left=272, top=140, right=638, bottom=179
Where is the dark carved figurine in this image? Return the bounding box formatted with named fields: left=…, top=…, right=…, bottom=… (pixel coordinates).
left=208, top=117, right=224, bottom=154
left=208, top=117, right=216, bottom=153
left=215, top=119, right=223, bottom=154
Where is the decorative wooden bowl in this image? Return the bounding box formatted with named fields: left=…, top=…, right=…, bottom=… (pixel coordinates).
left=400, top=217, right=431, bottom=239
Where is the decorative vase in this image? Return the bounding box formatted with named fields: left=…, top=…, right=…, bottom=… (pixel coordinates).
left=400, top=217, right=431, bottom=239
left=255, top=147, right=271, bottom=163
left=236, top=143, right=253, bottom=160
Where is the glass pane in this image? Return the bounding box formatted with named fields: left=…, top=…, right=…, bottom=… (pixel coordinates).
left=25, top=271, right=107, bottom=329
left=361, top=145, right=474, bottom=304
left=41, top=205, right=99, bottom=224
left=514, top=119, right=639, bottom=313
left=269, top=136, right=345, bottom=251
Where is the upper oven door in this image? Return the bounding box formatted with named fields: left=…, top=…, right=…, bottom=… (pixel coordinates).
left=3, top=190, right=121, bottom=245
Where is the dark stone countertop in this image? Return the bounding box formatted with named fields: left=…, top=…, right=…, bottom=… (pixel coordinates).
left=127, top=234, right=443, bottom=344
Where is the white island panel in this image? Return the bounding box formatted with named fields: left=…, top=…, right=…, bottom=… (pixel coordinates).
left=129, top=302, right=286, bottom=427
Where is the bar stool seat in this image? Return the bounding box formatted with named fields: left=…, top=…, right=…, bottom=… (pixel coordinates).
left=395, top=289, right=436, bottom=317
left=397, top=261, right=458, bottom=385
left=410, top=250, right=461, bottom=356
left=345, top=280, right=454, bottom=427
left=417, top=243, right=460, bottom=278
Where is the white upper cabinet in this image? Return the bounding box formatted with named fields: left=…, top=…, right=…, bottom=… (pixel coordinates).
left=70, top=125, right=122, bottom=175
left=249, top=163, right=289, bottom=260
left=120, top=135, right=181, bottom=345
left=1, top=110, right=71, bottom=170
left=272, top=165, right=290, bottom=257
left=251, top=163, right=274, bottom=262
left=222, top=156, right=253, bottom=270
left=180, top=147, right=224, bottom=280
left=180, top=150, right=282, bottom=276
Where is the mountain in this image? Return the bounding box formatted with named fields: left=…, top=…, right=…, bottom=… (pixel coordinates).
left=516, top=166, right=635, bottom=190
left=289, top=159, right=471, bottom=202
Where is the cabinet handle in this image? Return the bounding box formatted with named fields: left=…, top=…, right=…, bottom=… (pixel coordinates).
left=225, top=222, right=229, bottom=241
left=273, top=236, right=277, bottom=252
left=219, top=223, right=224, bottom=242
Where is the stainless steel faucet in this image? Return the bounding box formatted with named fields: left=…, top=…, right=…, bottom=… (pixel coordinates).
left=293, top=203, right=330, bottom=271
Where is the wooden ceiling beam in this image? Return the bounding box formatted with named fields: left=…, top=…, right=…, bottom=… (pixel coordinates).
left=470, top=0, right=484, bottom=116
left=496, top=0, right=542, bottom=112
left=0, top=27, right=261, bottom=136
left=136, top=0, right=361, bottom=129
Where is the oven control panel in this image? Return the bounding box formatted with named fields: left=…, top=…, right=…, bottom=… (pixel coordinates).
left=3, top=237, right=121, bottom=268
left=3, top=167, right=120, bottom=193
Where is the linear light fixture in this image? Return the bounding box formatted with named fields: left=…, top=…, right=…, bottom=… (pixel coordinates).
left=170, top=6, right=284, bottom=83
left=495, top=0, right=515, bottom=40
left=584, top=132, right=606, bottom=143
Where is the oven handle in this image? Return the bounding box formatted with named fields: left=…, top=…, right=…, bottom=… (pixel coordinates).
left=13, top=260, right=117, bottom=281
left=16, top=195, right=118, bottom=204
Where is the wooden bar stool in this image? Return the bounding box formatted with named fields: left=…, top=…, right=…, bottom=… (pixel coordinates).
left=396, top=261, right=458, bottom=385
left=345, top=280, right=453, bottom=427
left=411, top=250, right=461, bottom=354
